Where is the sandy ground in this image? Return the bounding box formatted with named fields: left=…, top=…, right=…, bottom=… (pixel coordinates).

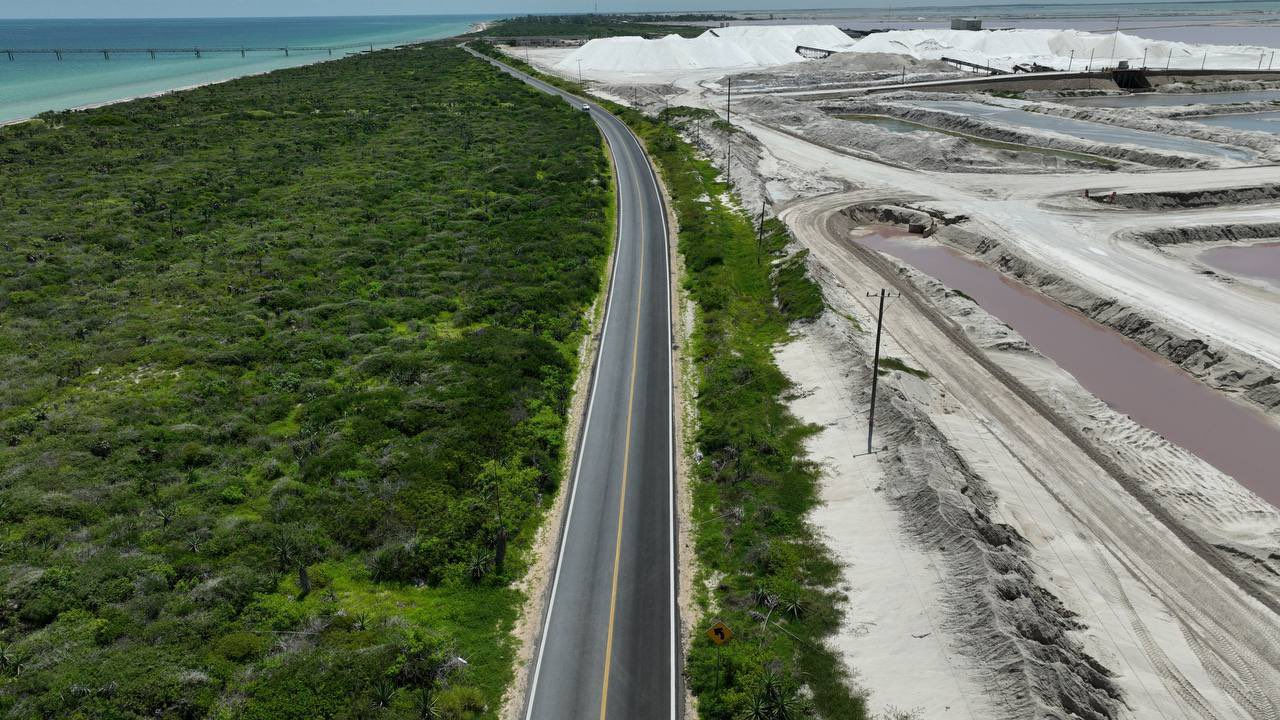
left=777, top=326, right=998, bottom=719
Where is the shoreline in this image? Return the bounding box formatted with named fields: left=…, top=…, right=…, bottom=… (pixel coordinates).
left=0, top=19, right=500, bottom=129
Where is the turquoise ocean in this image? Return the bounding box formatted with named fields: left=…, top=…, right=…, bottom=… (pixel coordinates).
left=0, top=15, right=495, bottom=123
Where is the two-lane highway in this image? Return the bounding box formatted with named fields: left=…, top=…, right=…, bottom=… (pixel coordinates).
left=463, top=47, right=679, bottom=720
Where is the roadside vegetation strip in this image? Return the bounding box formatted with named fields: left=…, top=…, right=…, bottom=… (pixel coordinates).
left=630, top=110, right=862, bottom=720
left=0, top=44, right=612, bottom=719
left=469, top=42, right=865, bottom=720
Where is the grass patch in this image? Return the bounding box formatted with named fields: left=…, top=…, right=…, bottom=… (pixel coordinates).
left=773, top=250, right=825, bottom=322
left=878, top=356, right=930, bottom=379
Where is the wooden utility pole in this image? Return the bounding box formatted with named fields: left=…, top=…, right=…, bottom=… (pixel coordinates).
left=866, top=289, right=898, bottom=454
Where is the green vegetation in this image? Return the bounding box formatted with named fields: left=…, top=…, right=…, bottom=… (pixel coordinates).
left=477, top=14, right=704, bottom=39
left=773, top=250, right=825, bottom=322
left=0, top=44, right=612, bottom=719
left=878, top=357, right=930, bottom=379
left=466, top=44, right=863, bottom=717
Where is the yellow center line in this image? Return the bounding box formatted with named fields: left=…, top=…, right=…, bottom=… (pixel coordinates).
left=599, top=160, right=646, bottom=720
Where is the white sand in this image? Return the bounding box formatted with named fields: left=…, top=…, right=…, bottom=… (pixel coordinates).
left=558, top=25, right=857, bottom=75
left=850, top=28, right=1280, bottom=71
left=557, top=25, right=1280, bottom=81
left=776, top=325, right=997, bottom=719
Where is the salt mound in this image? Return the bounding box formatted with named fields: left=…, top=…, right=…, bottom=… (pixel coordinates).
left=851, top=29, right=1278, bottom=71
left=558, top=25, right=858, bottom=75
left=560, top=25, right=1279, bottom=78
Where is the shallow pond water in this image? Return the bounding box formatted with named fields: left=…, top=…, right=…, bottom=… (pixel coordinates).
left=856, top=228, right=1280, bottom=507
left=912, top=99, right=1254, bottom=161
left=1061, top=90, right=1280, bottom=108
left=1200, top=240, right=1280, bottom=288
left=1191, top=110, right=1280, bottom=135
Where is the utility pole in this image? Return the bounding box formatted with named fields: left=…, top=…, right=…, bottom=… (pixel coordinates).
left=1087, top=49, right=1094, bottom=72
left=1067, top=49, right=1074, bottom=71
left=1109, top=16, right=1120, bottom=69
left=577, top=59, right=583, bottom=84
left=1141, top=47, right=1147, bottom=68
left=866, top=289, right=898, bottom=454
left=1202, top=51, right=1207, bottom=70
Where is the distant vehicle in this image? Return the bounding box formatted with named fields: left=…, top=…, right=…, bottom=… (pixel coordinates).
left=581, top=103, right=591, bottom=112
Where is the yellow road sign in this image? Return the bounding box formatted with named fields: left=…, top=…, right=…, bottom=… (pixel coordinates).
left=706, top=621, right=733, bottom=645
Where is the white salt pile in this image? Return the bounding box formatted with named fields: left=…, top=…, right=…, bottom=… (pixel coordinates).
left=558, top=25, right=1280, bottom=78
left=848, top=29, right=1277, bottom=72
left=556, top=25, right=857, bottom=75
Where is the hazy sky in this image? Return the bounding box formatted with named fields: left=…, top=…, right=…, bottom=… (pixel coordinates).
left=0, top=0, right=1153, bottom=19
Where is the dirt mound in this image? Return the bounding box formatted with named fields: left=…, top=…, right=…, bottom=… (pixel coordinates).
left=1127, top=222, right=1280, bottom=246
left=1090, top=183, right=1280, bottom=210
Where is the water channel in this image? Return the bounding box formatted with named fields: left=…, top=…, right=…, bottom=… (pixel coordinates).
left=912, top=99, right=1255, bottom=161
left=1061, top=90, right=1280, bottom=108
left=855, top=228, right=1280, bottom=507
left=1191, top=110, right=1280, bottom=135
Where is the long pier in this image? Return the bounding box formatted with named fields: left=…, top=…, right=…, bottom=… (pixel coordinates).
left=2, top=43, right=379, bottom=61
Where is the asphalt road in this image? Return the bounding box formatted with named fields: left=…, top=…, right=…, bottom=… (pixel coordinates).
left=463, top=47, right=679, bottom=720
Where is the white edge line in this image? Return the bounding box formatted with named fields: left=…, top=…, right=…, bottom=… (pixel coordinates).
left=523, top=102, right=625, bottom=720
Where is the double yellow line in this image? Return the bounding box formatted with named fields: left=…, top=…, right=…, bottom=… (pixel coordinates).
left=598, top=156, right=647, bottom=720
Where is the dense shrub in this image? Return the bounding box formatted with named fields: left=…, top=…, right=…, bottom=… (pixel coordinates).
left=0, top=43, right=609, bottom=719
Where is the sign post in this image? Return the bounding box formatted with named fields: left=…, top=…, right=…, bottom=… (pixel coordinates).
left=706, top=621, right=733, bottom=694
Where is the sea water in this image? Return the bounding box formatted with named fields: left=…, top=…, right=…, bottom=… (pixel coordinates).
left=0, top=16, right=494, bottom=124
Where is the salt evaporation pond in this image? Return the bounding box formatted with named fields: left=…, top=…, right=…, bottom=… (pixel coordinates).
left=855, top=228, right=1280, bottom=507
left=1191, top=110, right=1280, bottom=135
left=1200, top=241, right=1280, bottom=288
left=914, top=99, right=1254, bottom=161
left=1062, top=90, right=1280, bottom=108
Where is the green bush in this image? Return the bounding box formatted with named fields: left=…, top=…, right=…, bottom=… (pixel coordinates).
left=212, top=631, right=267, bottom=662
left=437, top=686, right=488, bottom=719
left=0, top=42, right=610, bottom=719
